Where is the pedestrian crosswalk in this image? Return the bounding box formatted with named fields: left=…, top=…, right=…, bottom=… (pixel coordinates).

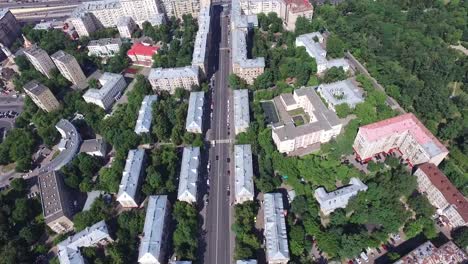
left=212, top=139, right=233, bottom=144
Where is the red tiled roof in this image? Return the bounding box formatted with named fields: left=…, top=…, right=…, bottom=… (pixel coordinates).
left=127, top=43, right=159, bottom=57
left=418, top=163, right=468, bottom=222
left=359, top=113, right=448, bottom=153
left=286, top=0, right=313, bottom=13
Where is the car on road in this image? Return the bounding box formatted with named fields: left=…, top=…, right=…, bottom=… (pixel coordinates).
left=227, top=185, right=230, bottom=194
left=216, top=155, right=219, bottom=160
left=207, top=179, right=210, bottom=186
left=227, top=158, right=230, bottom=163
left=207, top=161, right=211, bottom=171
left=381, top=244, right=388, bottom=250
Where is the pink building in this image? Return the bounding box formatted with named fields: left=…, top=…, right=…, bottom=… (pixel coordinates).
left=353, top=113, right=448, bottom=167
left=127, top=43, right=159, bottom=67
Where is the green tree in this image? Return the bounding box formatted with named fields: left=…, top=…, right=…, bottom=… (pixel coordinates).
left=326, top=34, right=345, bottom=58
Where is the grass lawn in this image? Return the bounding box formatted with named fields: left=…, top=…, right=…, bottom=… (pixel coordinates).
left=288, top=108, right=310, bottom=123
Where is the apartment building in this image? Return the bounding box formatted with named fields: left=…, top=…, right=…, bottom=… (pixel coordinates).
left=23, top=81, right=61, bottom=112
left=314, top=178, right=368, bottom=215
left=51, top=50, right=87, bottom=85
left=232, top=0, right=265, bottom=84
left=117, top=16, right=137, bottom=38
left=117, top=149, right=146, bottom=208
left=24, top=45, right=57, bottom=79
left=271, top=87, right=342, bottom=155
left=353, top=113, right=449, bottom=167
left=186, top=92, right=204, bottom=134
left=239, top=0, right=313, bottom=31
left=38, top=171, right=74, bottom=234
left=177, top=147, right=200, bottom=204
left=69, top=12, right=96, bottom=37
left=70, top=0, right=160, bottom=37
left=296, top=32, right=350, bottom=74
left=316, top=79, right=364, bottom=111
left=87, top=38, right=122, bottom=57
left=82, top=72, right=127, bottom=110
left=0, top=8, right=21, bottom=48
left=160, top=0, right=201, bottom=19
left=127, top=42, right=159, bottom=67
left=191, top=6, right=210, bottom=75
left=138, top=195, right=170, bottom=264
left=234, top=145, right=255, bottom=204
left=263, top=193, right=290, bottom=264
left=57, top=221, right=113, bottom=264
left=55, top=119, right=82, bottom=171
left=414, top=163, right=467, bottom=228
left=135, top=95, right=158, bottom=135
left=148, top=66, right=200, bottom=93
left=233, top=89, right=250, bottom=135
left=394, top=241, right=467, bottom=264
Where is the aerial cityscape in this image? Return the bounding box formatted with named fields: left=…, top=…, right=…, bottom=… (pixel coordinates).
left=0, top=0, right=466, bottom=264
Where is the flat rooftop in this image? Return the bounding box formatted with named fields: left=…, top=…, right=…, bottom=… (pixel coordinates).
left=38, top=171, right=69, bottom=224
left=317, top=79, right=364, bottom=108
left=234, top=89, right=250, bottom=129
left=149, top=66, right=199, bottom=80
left=51, top=50, right=75, bottom=64
left=88, top=38, right=122, bottom=47
left=186, top=92, right=204, bottom=131
left=117, top=149, right=145, bottom=201
left=24, top=80, right=49, bottom=96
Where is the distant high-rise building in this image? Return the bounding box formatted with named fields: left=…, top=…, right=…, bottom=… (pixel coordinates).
left=160, top=0, right=201, bottom=19
left=23, top=45, right=57, bottom=79
left=51, top=50, right=87, bottom=85
left=23, top=81, right=61, bottom=112
left=117, top=16, right=137, bottom=38
left=0, top=8, right=21, bottom=48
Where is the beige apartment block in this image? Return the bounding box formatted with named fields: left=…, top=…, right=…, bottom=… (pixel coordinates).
left=24, top=45, right=57, bottom=79
left=23, top=80, right=61, bottom=112
left=161, top=0, right=201, bottom=19
left=51, top=50, right=87, bottom=85
left=148, top=66, right=200, bottom=94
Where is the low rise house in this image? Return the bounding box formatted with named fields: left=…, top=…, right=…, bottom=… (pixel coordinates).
left=314, top=178, right=368, bottom=215
left=57, top=220, right=113, bottom=264
left=116, top=149, right=146, bottom=208
left=82, top=72, right=127, bottom=110
left=263, top=193, right=290, bottom=264
left=353, top=113, right=449, bottom=167
left=23, top=80, right=61, bottom=112
left=117, top=16, right=136, bottom=38
left=316, top=79, right=364, bottom=111
left=135, top=95, right=158, bottom=135
left=127, top=42, right=159, bottom=67
left=148, top=66, right=200, bottom=94
left=79, top=138, right=107, bottom=157
left=234, top=144, right=254, bottom=204
left=177, top=147, right=200, bottom=204
left=38, top=171, right=74, bottom=234
left=414, top=163, right=467, bottom=228
left=271, top=87, right=342, bottom=156
left=295, top=32, right=350, bottom=74
left=87, top=38, right=122, bottom=57
left=394, top=241, right=467, bottom=264
left=138, top=195, right=170, bottom=264
left=233, top=89, right=250, bottom=135
left=185, top=92, right=204, bottom=134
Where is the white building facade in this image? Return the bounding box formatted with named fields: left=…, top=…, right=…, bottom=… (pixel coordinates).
left=87, top=38, right=122, bottom=57
left=135, top=95, right=158, bottom=134
left=314, top=178, right=368, bottom=215
left=117, top=16, right=137, bottom=38
left=148, top=66, right=200, bottom=94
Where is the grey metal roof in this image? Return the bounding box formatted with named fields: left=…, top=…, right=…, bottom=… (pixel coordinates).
left=236, top=260, right=257, bottom=264
left=314, top=178, right=367, bottom=214
left=231, top=0, right=258, bottom=29
left=185, top=92, right=204, bottom=132
left=51, top=50, right=75, bottom=64
left=37, top=171, right=70, bottom=224
left=177, top=147, right=200, bottom=203
left=23, top=80, right=49, bottom=96
left=191, top=6, right=210, bottom=69
left=263, top=193, right=290, bottom=263
left=88, top=38, right=122, bottom=47
left=46, top=119, right=81, bottom=172
left=82, top=191, right=104, bottom=211
left=135, top=95, right=158, bottom=135
left=296, top=33, right=327, bottom=65
left=234, top=144, right=254, bottom=202
left=233, top=89, right=250, bottom=131
left=83, top=72, right=125, bottom=100
left=317, top=79, right=364, bottom=109
left=149, top=66, right=199, bottom=80
left=232, top=28, right=265, bottom=69
left=138, top=195, right=169, bottom=264
left=272, top=87, right=341, bottom=140
left=79, top=138, right=106, bottom=155
left=57, top=220, right=112, bottom=264
left=117, top=149, right=145, bottom=203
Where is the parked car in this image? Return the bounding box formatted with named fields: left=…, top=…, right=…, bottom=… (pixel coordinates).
left=360, top=252, right=369, bottom=262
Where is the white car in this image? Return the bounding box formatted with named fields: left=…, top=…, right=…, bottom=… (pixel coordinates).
left=207, top=179, right=210, bottom=186
left=360, top=252, right=369, bottom=262
left=207, top=161, right=211, bottom=171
